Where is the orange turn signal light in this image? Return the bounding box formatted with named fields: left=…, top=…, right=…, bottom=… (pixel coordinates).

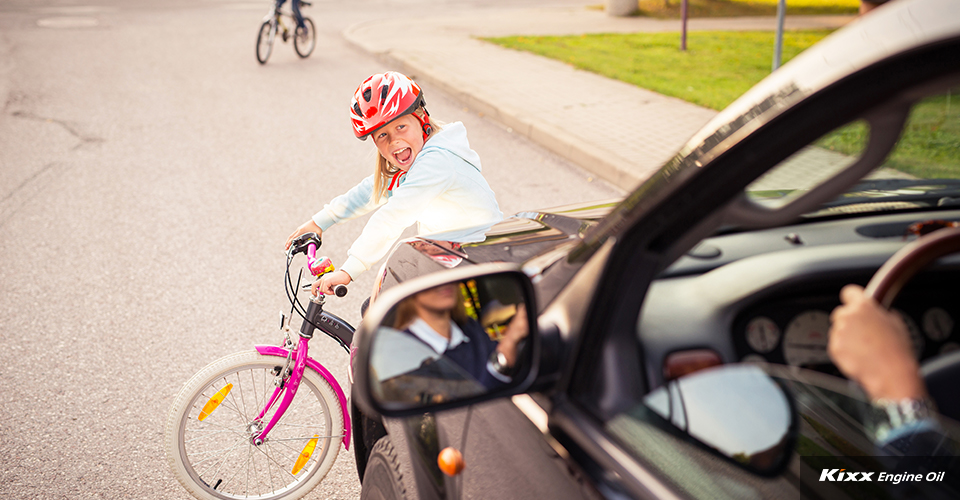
left=437, top=447, right=465, bottom=476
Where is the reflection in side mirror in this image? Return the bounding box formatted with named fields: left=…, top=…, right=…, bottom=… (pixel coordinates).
left=644, top=364, right=795, bottom=475
left=366, top=270, right=535, bottom=414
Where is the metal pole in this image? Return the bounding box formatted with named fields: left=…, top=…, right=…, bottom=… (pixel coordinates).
left=681, top=0, right=688, bottom=51
left=773, top=0, right=786, bottom=70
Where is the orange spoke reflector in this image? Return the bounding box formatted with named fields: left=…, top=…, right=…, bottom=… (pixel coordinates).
left=292, top=435, right=320, bottom=475
left=198, top=384, right=233, bottom=422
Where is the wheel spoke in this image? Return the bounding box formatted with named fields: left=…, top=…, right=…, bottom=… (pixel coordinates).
left=195, top=434, right=250, bottom=486
left=267, top=435, right=343, bottom=442
left=183, top=426, right=245, bottom=445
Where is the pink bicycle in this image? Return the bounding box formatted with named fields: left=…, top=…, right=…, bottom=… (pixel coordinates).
left=164, top=233, right=353, bottom=500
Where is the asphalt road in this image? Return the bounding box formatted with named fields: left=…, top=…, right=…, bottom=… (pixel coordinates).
left=0, top=1, right=622, bottom=498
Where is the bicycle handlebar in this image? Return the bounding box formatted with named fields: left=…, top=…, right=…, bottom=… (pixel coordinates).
left=289, top=232, right=347, bottom=297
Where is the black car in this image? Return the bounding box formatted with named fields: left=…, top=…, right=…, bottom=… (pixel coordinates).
left=349, top=0, right=960, bottom=498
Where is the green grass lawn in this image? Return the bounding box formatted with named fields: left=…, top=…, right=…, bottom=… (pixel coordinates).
left=879, top=94, right=960, bottom=179
left=487, top=30, right=833, bottom=111
left=487, top=29, right=960, bottom=179
left=813, top=94, right=960, bottom=179
left=629, top=0, right=859, bottom=17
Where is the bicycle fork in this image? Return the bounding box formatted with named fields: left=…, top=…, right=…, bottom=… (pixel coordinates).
left=252, top=328, right=310, bottom=445
left=252, top=294, right=352, bottom=450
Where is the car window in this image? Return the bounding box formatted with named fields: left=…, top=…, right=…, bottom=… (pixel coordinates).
left=606, top=407, right=805, bottom=499
left=746, top=120, right=871, bottom=209
left=605, top=364, right=960, bottom=500
left=746, top=86, right=959, bottom=214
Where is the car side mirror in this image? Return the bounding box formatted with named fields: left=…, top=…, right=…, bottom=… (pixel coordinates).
left=643, top=364, right=796, bottom=476
left=353, top=263, right=538, bottom=417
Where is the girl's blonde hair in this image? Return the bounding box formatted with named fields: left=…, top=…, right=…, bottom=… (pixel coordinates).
left=371, top=108, right=443, bottom=203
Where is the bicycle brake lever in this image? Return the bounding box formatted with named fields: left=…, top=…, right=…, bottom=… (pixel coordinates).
left=289, top=232, right=321, bottom=256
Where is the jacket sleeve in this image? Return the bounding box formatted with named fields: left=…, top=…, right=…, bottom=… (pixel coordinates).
left=312, top=175, right=385, bottom=231
left=340, top=150, right=455, bottom=279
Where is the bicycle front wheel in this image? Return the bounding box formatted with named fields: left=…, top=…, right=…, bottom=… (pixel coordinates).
left=293, top=18, right=316, bottom=58
left=256, top=20, right=276, bottom=64
left=165, top=350, right=343, bottom=500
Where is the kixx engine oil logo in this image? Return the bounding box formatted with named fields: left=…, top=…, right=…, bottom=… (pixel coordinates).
left=820, top=469, right=947, bottom=484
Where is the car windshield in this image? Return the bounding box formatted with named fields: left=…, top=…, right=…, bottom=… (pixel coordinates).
left=746, top=86, right=960, bottom=219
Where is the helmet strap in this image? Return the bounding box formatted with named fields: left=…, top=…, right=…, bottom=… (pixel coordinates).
left=412, top=106, right=432, bottom=141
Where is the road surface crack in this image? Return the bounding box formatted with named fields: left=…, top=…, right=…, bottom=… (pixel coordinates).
left=10, top=110, right=105, bottom=149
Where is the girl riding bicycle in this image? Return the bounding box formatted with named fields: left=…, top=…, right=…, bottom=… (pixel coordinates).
left=285, top=71, right=503, bottom=296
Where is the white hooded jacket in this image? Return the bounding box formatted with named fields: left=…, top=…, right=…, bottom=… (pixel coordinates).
left=312, top=122, right=503, bottom=279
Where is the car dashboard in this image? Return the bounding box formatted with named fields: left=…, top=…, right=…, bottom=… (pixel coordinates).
left=638, top=209, right=960, bottom=389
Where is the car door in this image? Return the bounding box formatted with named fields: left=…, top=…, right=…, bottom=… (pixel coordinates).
left=440, top=399, right=600, bottom=500
left=542, top=9, right=960, bottom=499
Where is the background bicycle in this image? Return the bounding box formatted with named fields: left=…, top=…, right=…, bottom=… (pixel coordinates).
left=257, top=0, right=316, bottom=65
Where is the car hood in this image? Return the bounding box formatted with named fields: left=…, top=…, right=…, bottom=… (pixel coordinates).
left=373, top=198, right=620, bottom=295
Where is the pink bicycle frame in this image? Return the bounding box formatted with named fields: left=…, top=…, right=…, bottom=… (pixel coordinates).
left=253, top=343, right=351, bottom=450
left=249, top=240, right=351, bottom=450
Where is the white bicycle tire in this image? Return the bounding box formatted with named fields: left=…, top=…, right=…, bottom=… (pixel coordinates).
left=165, top=350, right=343, bottom=500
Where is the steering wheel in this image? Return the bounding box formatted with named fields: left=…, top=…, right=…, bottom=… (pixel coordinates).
left=864, top=226, right=960, bottom=421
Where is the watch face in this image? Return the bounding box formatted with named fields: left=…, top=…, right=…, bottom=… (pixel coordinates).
left=492, top=351, right=512, bottom=375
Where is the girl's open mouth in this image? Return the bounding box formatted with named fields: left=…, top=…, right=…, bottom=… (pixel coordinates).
left=393, top=147, right=413, bottom=164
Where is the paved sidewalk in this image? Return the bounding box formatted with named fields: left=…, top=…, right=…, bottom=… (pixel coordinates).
left=344, top=7, right=856, bottom=188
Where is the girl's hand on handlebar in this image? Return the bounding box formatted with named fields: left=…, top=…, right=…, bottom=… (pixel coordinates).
left=285, top=220, right=323, bottom=251
left=312, top=270, right=351, bottom=296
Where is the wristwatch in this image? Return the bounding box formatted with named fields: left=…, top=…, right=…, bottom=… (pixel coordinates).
left=871, top=397, right=938, bottom=441
left=489, top=350, right=514, bottom=376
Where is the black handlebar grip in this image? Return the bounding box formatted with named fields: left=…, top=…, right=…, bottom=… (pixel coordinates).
left=333, top=284, right=348, bottom=297
left=290, top=232, right=321, bottom=256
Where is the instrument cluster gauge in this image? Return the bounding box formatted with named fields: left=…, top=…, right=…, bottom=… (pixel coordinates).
left=745, top=317, right=780, bottom=353
left=894, top=310, right=925, bottom=359
left=783, top=310, right=832, bottom=367
left=923, top=307, right=954, bottom=341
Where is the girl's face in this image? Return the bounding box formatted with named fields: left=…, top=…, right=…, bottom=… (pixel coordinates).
left=373, top=114, right=425, bottom=172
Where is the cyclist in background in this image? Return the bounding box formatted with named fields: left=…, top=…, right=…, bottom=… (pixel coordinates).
left=276, top=0, right=304, bottom=30
left=284, top=71, right=503, bottom=296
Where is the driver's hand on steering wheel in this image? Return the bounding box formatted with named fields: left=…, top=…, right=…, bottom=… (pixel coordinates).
left=285, top=220, right=323, bottom=251
left=828, top=284, right=926, bottom=401
left=312, top=269, right=351, bottom=296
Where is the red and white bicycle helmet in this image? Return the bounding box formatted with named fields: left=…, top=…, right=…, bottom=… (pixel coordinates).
left=350, top=71, right=432, bottom=140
